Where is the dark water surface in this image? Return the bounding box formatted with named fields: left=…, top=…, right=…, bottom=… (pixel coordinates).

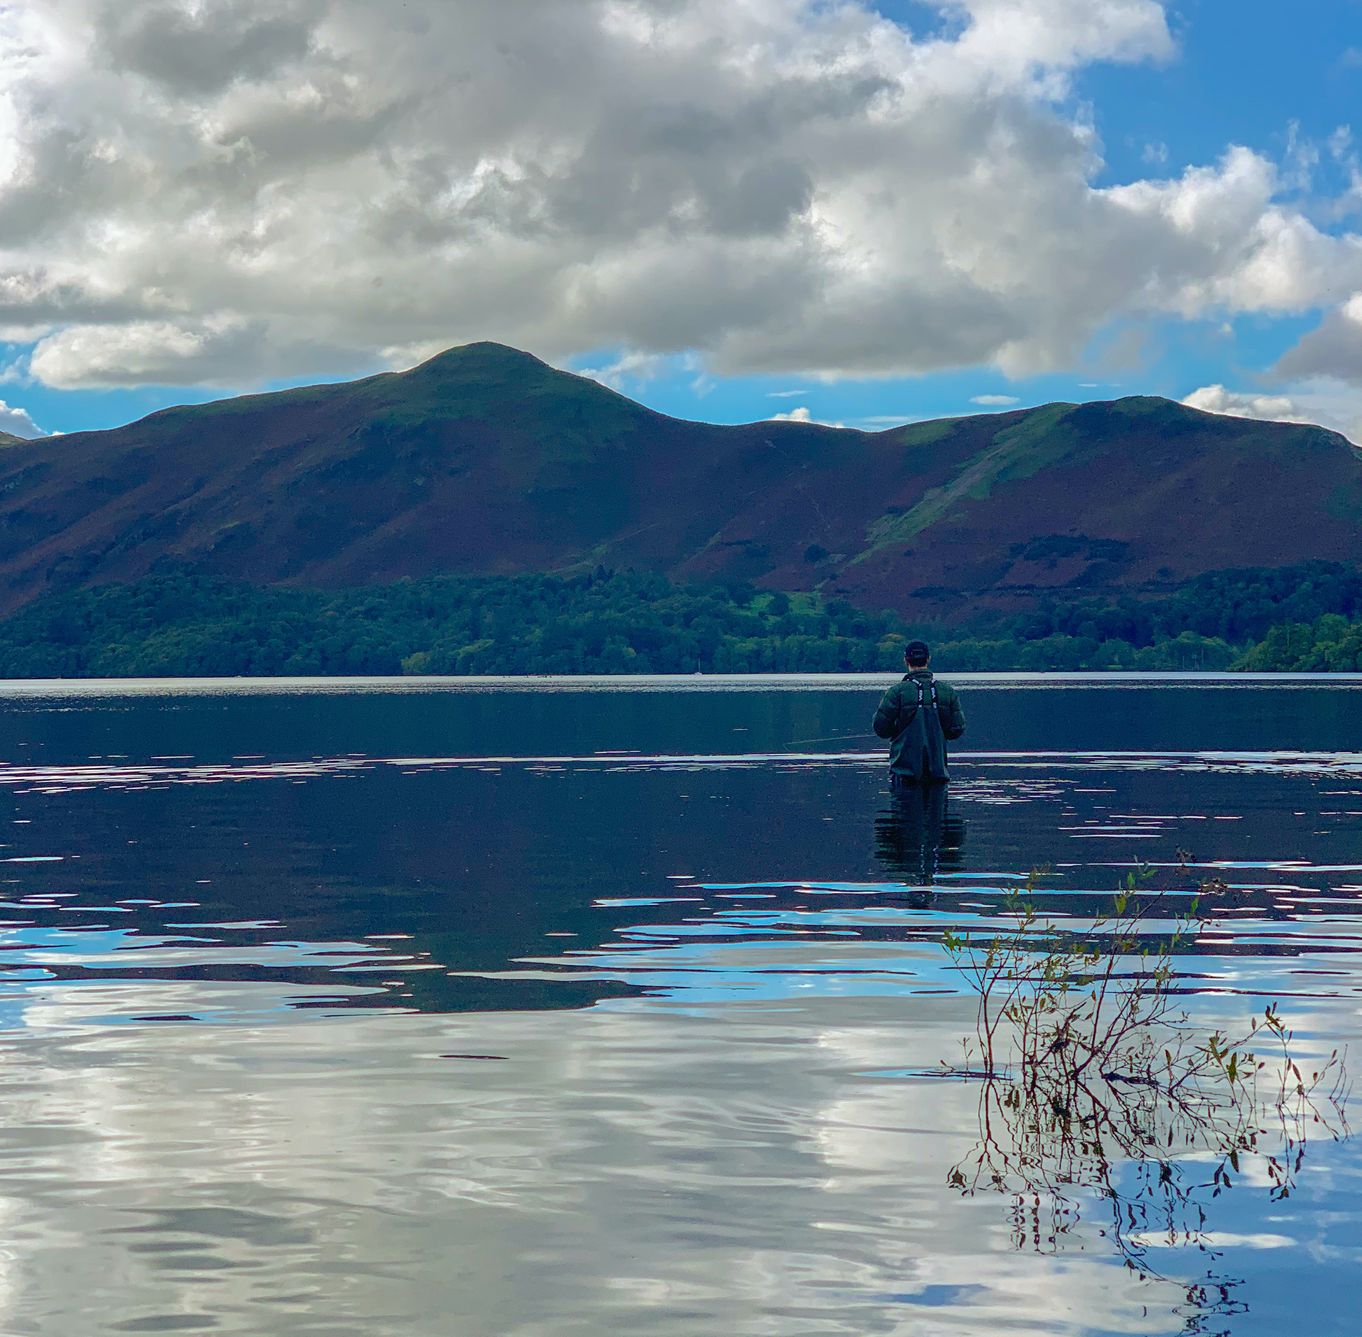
left=0, top=675, right=1358, bottom=1334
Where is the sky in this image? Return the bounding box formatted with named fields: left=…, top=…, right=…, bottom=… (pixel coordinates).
left=1, top=0, right=1362, bottom=442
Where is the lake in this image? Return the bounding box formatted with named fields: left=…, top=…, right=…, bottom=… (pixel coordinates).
left=0, top=674, right=1357, bottom=1335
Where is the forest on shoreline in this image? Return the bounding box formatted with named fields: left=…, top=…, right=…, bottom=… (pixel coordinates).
left=0, top=562, right=1358, bottom=677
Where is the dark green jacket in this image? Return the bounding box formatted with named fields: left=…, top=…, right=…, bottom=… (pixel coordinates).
left=872, top=670, right=965, bottom=782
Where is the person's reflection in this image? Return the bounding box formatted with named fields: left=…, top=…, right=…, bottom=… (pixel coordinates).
left=874, top=783, right=965, bottom=902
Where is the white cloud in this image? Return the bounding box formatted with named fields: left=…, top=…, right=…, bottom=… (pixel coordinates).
left=578, top=350, right=669, bottom=392
left=1182, top=384, right=1314, bottom=424
left=766, top=405, right=845, bottom=426
left=0, top=399, right=43, bottom=438
left=1276, top=292, right=1362, bottom=385
left=970, top=393, right=1020, bottom=405
left=857, top=413, right=913, bottom=424
left=1181, top=381, right=1362, bottom=445
left=0, top=0, right=1357, bottom=390
left=1102, top=148, right=1362, bottom=317
left=766, top=389, right=808, bottom=398
left=26, top=318, right=285, bottom=388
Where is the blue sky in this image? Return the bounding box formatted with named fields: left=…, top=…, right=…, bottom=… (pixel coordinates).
left=3, top=0, right=1362, bottom=440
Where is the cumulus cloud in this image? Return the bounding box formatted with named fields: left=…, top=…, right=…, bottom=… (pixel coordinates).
left=96, top=2, right=318, bottom=94
left=578, top=350, right=672, bottom=391
left=29, top=318, right=267, bottom=388
left=766, top=405, right=844, bottom=426
left=1182, top=384, right=1318, bottom=426
left=970, top=393, right=1020, bottom=405
left=1275, top=293, right=1362, bottom=384
left=0, top=0, right=1358, bottom=389
left=0, top=399, right=43, bottom=438
left=1182, top=382, right=1362, bottom=445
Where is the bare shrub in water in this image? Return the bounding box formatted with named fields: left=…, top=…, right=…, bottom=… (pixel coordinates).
left=941, top=869, right=1349, bottom=1311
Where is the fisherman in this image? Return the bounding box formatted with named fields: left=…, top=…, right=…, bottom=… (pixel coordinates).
left=872, top=640, right=965, bottom=787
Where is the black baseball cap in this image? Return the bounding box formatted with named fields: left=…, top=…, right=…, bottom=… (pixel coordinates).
left=904, top=640, right=930, bottom=664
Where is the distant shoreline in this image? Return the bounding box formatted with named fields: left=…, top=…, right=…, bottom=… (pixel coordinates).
left=2, top=671, right=1362, bottom=697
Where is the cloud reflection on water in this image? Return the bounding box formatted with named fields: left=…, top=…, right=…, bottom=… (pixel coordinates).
left=0, top=694, right=1353, bottom=1331
left=0, top=1001, right=1215, bottom=1337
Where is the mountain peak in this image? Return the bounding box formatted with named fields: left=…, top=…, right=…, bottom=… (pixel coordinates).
left=408, top=341, right=553, bottom=378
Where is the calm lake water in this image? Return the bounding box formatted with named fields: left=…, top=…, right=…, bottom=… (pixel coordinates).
left=0, top=674, right=1358, bottom=1335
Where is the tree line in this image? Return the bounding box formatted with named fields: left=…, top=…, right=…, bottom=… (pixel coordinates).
left=0, top=562, right=1357, bottom=677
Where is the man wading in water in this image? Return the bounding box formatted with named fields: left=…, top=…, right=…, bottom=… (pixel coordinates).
left=872, top=640, right=965, bottom=788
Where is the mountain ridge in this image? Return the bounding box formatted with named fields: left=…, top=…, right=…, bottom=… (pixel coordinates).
left=0, top=341, right=1356, bottom=620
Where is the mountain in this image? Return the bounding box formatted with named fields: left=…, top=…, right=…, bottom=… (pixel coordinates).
left=0, top=341, right=1357, bottom=620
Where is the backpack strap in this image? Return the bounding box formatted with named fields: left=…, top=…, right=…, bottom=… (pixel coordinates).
left=898, top=678, right=927, bottom=731
left=904, top=679, right=942, bottom=732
